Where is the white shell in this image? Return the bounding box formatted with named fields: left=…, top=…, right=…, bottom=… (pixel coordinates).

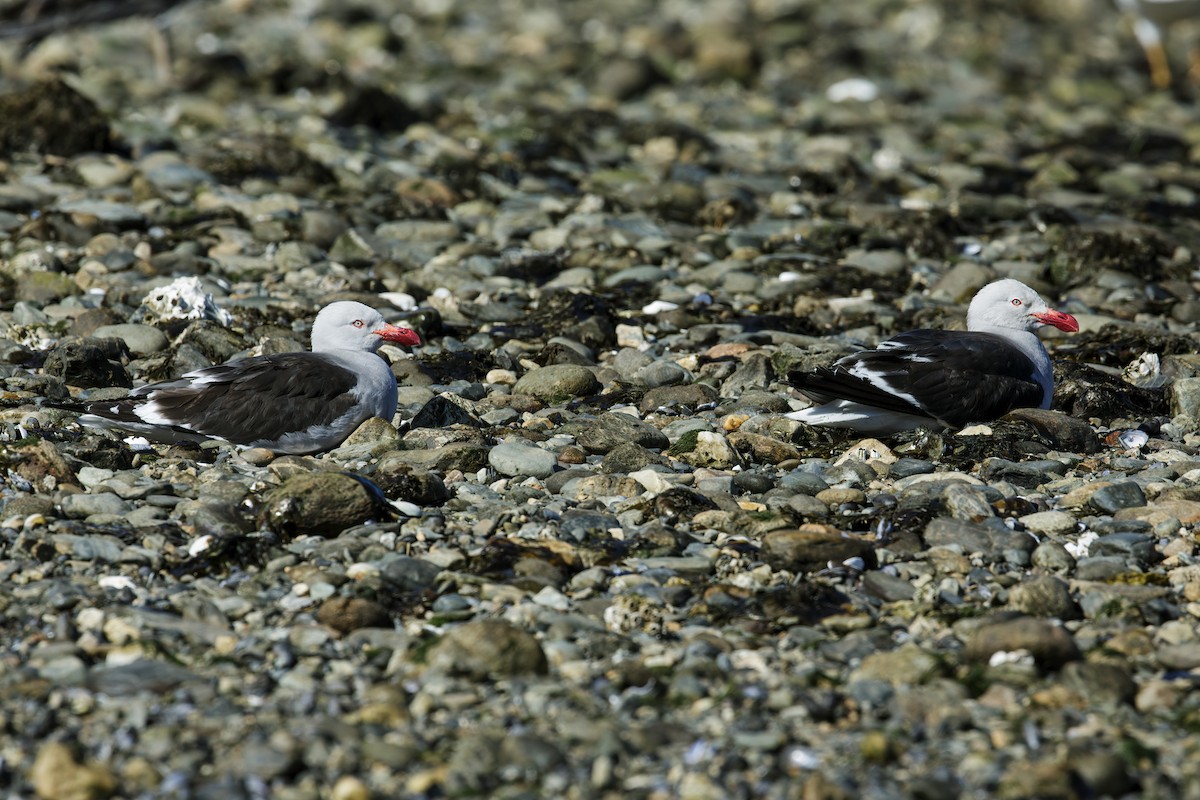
left=1123, top=352, right=1168, bottom=389
left=1118, top=429, right=1150, bottom=449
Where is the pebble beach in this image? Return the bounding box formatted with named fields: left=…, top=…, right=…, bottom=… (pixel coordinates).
left=2, top=0, right=1200, bottom=798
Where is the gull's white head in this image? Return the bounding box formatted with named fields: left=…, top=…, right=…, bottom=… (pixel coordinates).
left=311, top=301, right=422, bottom=353
left=966, top=279, right=1079, bottom=334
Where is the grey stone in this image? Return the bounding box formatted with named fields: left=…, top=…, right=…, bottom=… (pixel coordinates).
left=780, top=470, right=831, bottom=495
left=1157, top=642, right=1200, bottom=670
left=86, top=659, right=205, bottom=695
left=980, top=457, right=1067, bottom=488
left=564, top=411, right=669, bottom=454
left=89, top=324, right=169, bottom=355
left=635, top=360, right=691, bottom=387
left=512, top=364, right=601, bottom=403
left=59, top=493, right=132, bottom=520
left=1089, top=482, right=1148, bottom=514
left=559, top=509, right=620, bottom=541
left=942, top=483, right=995, bottom=522
left=923, top=517, right=1037, bottom=560
left=1090, top=532, right=1158, bottom=567
left=1074, top=556, right=1130, bottom=581
left=488, top=439, right=557, bottom=478
left=1008, top=575, right=1079, bottom=619
left=54, top=198, right=146, bottom=225
left=1171, top=377, right=1200, bottom=420
left=862, top=570, right=916, bottom=602
left=843, top=248, right=908, bottom=275
left=381, top=556, right=443, bottom=592
left=719, top=352, right=774, bottom=396
left=888, top=458, right=936, bottom=478
left=611, top=347, right=653, bottom=378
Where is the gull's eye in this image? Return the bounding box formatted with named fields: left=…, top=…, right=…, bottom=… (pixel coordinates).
left=352, top=319, right=365, bottom=328
left=1011, top=298, right=1022, bottom=306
